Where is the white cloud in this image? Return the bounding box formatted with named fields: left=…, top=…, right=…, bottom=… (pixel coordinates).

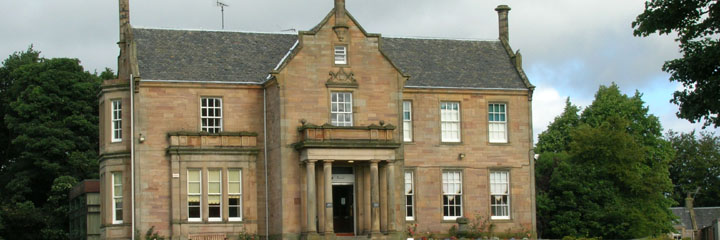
left=532, top=86, right=567, bottom=143
left=0, top=0, right=714, bottom=135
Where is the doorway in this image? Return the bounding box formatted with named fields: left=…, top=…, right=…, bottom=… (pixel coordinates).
left=332, top=185, right=354, bottom=234
left=331, top=167, right=355, bottom=235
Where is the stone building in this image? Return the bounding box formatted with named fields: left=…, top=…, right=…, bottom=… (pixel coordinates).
left=69, top=180, right=101, bottom=240
left=98, top=0, right=536, bottom=239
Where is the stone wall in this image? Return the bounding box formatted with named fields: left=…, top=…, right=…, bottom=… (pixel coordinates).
left=132, top=82, right=266, bottom=238
left=403, top=89, right=534, bottom=235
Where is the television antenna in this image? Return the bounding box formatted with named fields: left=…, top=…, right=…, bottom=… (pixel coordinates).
left=216, top=0, right=229, bottom=29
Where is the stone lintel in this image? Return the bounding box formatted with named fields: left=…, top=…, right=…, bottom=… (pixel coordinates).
left=300, top=148, right=396, bottom=162
left=166, top=146, right=259, bottom=156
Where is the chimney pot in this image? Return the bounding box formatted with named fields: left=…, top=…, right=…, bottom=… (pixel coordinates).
left=495, top=5, right=511, bottom=42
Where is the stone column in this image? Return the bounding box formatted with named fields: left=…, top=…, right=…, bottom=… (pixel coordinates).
left=323, top=160, right=334, bottom=235
left=370, top=160, right=381, bottom=234
left=306, top=160, right=317, bottom=234
left=386, top=160, right=396, bottom=232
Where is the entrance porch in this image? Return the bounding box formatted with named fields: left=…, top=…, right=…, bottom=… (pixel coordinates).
left=295, top=123, right=401, bottom=239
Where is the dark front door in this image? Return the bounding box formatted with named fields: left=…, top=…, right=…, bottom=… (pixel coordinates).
left=332, top=184, right=354, bottom=234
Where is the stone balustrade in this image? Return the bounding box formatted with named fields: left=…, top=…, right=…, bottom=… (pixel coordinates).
left=168, top=131, right=258, bottom=148
left=295, top=123, right=399, bottom=150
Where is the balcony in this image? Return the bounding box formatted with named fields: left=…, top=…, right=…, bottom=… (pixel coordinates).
left=294, top=122, right=400, bottom=150
left=167, top=131, right=259, bottom=155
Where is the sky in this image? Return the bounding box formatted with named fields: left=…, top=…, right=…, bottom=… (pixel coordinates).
left=0, top=0, right=716, bottom=140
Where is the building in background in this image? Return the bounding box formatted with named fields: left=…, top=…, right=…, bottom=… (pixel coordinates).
left=69, top=179, right=101, bottom=240
left=672, top=203, right=720, bottom=240
left=99, top=0, right=535, bottom=239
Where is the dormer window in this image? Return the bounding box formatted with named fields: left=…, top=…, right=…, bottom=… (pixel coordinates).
left=334, top=46, right=347, bottom=65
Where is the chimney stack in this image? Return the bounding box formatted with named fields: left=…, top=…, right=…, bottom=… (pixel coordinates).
left=119, top=0, right=129, bottom=42
left=334, top=0, right=347, bottom=27
left=333, top=0, right=349, bottom=42
left=495, top=5, right=511, bottom=42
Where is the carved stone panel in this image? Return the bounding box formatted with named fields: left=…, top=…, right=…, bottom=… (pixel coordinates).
left=326, top=68, right=358, bottom=88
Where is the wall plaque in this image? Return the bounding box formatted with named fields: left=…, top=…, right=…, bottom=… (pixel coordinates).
left=326, top=202, right=333, bottom=208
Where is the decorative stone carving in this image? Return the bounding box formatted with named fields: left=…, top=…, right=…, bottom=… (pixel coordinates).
left=333, top=25, right=349, bottom=42
left=326, top=67, right=358, bottom=88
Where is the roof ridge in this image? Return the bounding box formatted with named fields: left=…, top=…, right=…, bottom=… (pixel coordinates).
left=383, top=35, right=499, bottom=42
left=133, top=26, right=297, bottom=35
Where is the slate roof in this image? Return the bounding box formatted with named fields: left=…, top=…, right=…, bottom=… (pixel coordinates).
left=133, top=28, right=297, bottom=83
left=671, top=207, right=720, bottom=229
left=381, top=37, right=526, bottom=89
left=132, top=28, right=528, bottom=89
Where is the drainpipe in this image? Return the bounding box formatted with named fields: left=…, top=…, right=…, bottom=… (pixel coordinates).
left=263, top=88, right=269, bottom=238
left=130, top=74, right=136, bottom=240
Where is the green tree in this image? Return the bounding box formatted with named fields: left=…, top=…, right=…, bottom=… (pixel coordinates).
left=535, top=98, right=580, bottom=153
left=666, top=130, right=720, bottom=207
left=535, top=84, right=675, bottom=239
left=0, top=48, right=104, bottom=240
left=633, top=0, right=720, bottom=127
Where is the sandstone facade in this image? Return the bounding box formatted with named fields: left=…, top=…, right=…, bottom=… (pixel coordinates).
left=98, top=1, right=536, bottom=239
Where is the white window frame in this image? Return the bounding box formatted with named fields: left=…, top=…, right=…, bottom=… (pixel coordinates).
left=201, top=97, right=223, bottom=133
left=334, top=46, right=347, bottom=65
left=111, top=172, right=123, bottom=224
left=330, top=92, right=353, bottom=126
left=111, top=100, right=122, bottom=142
left=405, top=170, right=415, bottom=221
left=187, top=169, right=202, bottom=222
left=403, top=101, right=413, bottom=142
left=490, top=170, right=510, bottom=220
left=228, top=168, right=243, bottom=221
left=442, top=170, right=463, bottom=220
left=207, top=169, right=222, bottom=222
left=440, top=102, right=461, bottom=142
left=488, top=103, right=508, bottom=143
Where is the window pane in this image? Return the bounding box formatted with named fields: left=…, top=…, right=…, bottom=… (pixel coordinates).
left=188, top=170, right=200, bottom=181
left=229, top=206, right=240, bottom=218
left=209, top=170, right=220, bottom=181
left=209, top=206, right=220, bottom=218
left=229, top=183, right=240, bottom=193
left=115, top=199, right=122, bottom=209
left=188, top=196, right=200, bottom=205
left=208, top=195, right=221, bottom=205
left=188, top=183, right=200, bottom=194
left=209, top=183, right=220, bottom=194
